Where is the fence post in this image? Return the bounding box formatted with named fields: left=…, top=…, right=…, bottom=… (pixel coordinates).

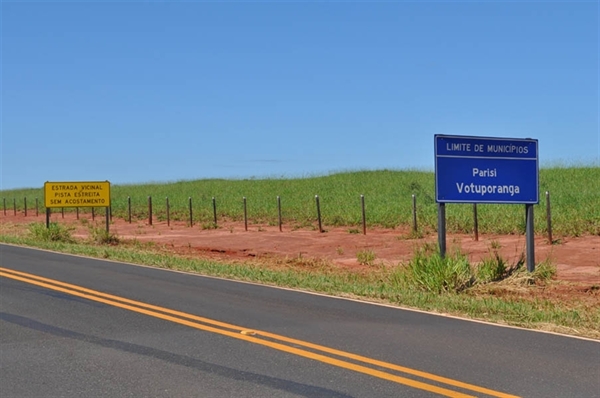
left=212, top=197, right=217, bottom=226
left=3, top=198, right=5, bottom=215
left=128, top=196, right=132, bottom=223
left=473, top=203, right=479, bottom=241
left=92, top=207, right=95, bottom=220
left=361, top=194, right=366, bottom=235
left=76, top=207, right=79, bottom=220
left=148, top=196, right=153, bottom=226
left=36, top=198, right=39, bottom=217
left=61, top=207, right=64, bottom=219
left=166, top=197, right=170, bottom=227
left=412, top=194, right=418, bottom=233
left=243, top=197, right=248, bottom=231
left=188, top=197, right=193, bottom=227
left=315, top=195, right=323, bottom=233
left=24, top=197, right=27, bottom=217
left=546, top=191, right=553, bottom=244
left=13, top=198, right=16, bottom=216
left=277, top=196, right=282, bottom=232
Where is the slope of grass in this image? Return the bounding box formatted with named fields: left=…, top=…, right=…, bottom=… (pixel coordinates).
left=2, top=167, right=599, bottom=236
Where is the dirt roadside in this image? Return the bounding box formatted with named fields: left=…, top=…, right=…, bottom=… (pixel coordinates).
left=2, top=211, right=599, bottom=306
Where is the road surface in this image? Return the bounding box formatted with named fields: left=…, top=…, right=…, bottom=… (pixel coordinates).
left=1, top=244, right=598, bottom=397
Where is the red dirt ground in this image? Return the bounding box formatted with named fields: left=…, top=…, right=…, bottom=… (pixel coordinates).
left=2, top=211, right=598, bottom=287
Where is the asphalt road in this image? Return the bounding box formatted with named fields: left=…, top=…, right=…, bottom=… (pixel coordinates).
left=0, top=244, right=598, bottom=397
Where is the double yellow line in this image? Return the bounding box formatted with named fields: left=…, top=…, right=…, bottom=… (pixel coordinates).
left=0, top=266, right=518, bottom=398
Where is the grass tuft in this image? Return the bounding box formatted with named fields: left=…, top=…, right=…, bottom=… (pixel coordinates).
left=88, top=225, right=120, bottom=245
left=356, top=249, right=377, bottom=266
left=398, top=246, right=474, bottom=293
left=475, top=244, right=524, bottom=284
left=28, top=222, right=75, bottom=243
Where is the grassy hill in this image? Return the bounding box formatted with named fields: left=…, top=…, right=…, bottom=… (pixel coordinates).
left=2, top=167, right=599, bottom=236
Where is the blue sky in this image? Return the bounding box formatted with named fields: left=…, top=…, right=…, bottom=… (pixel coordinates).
left=2, top=1, right=598, bottom=190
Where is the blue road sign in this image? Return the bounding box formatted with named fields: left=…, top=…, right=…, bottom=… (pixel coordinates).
left=435, top=135, right=539, bottom=204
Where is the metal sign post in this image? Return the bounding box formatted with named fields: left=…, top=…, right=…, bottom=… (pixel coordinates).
left=434, top=135, right=539, bottom=270
left=105, top=207, right=110, bottom=233
left=437, top=203, right=446, bottom=258
left=526, top=204, right=535, bottom=272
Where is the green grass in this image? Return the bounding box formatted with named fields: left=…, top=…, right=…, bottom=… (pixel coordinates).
left=396, top=243, right=555, bottom=294
left=87, top=225, right=121, bottom=245
left=398, top=246, right=474, bottom=293
left=356, top=249, right=377, bottom=266
left=2, top=167, right=599, bottom=236
left=28, top=222, right=76, bottom=243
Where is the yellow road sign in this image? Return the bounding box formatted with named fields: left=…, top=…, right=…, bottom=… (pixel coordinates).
left=44, top=181, right=111, bottom=208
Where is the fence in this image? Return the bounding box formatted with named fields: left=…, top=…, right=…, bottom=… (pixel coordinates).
left=2, top=192, right=557, bottom=242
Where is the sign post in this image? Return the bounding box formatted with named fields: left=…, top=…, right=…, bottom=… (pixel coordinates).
left=44, top=181, right=111, bottom=232
left=437, top=203, right=446, bottom=258
left=434, top=135, right=539, bottom=271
